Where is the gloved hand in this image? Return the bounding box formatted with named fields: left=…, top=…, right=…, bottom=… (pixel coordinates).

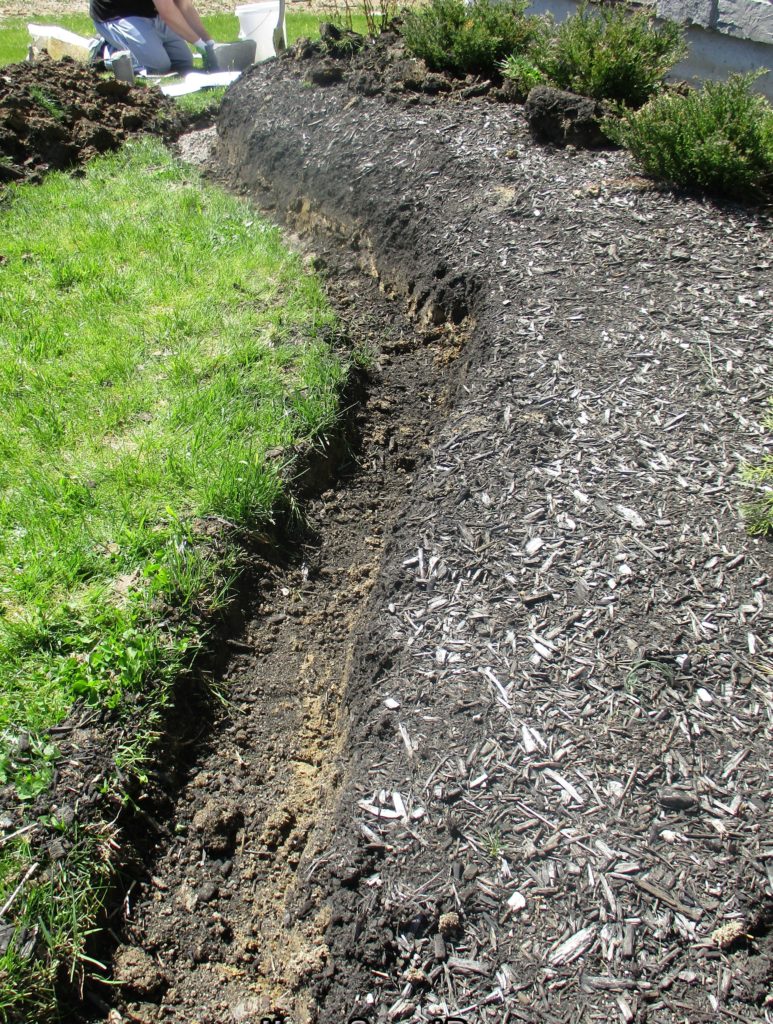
left=194, top=38, right=217, bottom=72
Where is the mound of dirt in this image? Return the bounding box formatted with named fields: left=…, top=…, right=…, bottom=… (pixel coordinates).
left=288, top=21, right=517, bottom=103
left=0, top=55, right=179, bottom=185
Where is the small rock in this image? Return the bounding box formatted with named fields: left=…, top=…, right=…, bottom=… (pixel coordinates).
left=197, top=880, right=219, bottom=903
left=659, top=787, right=698, bottom=811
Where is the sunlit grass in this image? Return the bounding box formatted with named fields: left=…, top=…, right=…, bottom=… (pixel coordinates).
left=0, top=137, right=343, bottom=770
left=0, top=135, right=346, bottom=1019
left=0, top=11, right=351, bottom=66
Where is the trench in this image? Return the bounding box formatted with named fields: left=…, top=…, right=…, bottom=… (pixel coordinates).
left=77, top=126, right=477, bottom=1024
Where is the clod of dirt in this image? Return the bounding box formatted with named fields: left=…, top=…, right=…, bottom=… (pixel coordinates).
left=525, top=84, right=608, bottom=147
left=190, top=798, right=243, bottom=855
left=0, top=54, right=180, bottom=186
left=112, top=945, right=167, bottom=999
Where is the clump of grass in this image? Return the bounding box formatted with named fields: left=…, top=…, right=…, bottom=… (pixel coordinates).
left=534, top=1, right=685, bottom=108
left=499, top=52, right=545, bottom=97
left=0, top=829, right=112, bottom=1020
left=606, top=73, right=773, bottom=200
left=401, top=0, right=548, bottom=78
left=0, top=137, right=346, bottom=1018
left=28, top=86, right=67, bottom=123
left=743, top=402, right=773, bottom=535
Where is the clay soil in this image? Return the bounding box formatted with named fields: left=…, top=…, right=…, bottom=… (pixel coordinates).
left=0, top=26, right=771, bottom=1024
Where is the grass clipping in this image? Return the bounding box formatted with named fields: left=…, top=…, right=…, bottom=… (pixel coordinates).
left=0, top=138, right=345, bottom=1016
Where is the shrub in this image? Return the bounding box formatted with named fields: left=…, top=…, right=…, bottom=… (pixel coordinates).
left=743, top=457, right=773, bottom=536
left=605, top=73, right=773, bottom=200
left=539, top=1, right=686, bottom=108
left=401, top=0, right=549, bottom=78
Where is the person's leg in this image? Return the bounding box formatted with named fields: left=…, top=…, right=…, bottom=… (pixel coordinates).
left=93, top=16, right=174, bottom=72
left=156, top=19, right=195, bottom=73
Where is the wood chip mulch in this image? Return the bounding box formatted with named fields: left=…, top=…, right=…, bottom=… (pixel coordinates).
left=217, top=46, right=772, bottom=1024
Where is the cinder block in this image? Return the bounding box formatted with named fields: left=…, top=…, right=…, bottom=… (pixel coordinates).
left=656, top=0, right=715, bottom=30
left=716, top=0, right=773, bottom=45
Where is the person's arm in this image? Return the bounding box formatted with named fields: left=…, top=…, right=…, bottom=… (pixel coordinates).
left=153, top=0, right=211, bottom=45
left=172, top=0, right=211, bottom=43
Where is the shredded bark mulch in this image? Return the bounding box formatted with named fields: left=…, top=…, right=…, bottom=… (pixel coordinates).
left=209, top=31, right=771, bottom=1024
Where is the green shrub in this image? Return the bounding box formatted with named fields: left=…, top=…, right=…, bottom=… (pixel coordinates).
left=743, top=457, right=773, bottom=536
left=539, top=1, right=686, bottom=107
left=500, top=52, right=545, bottom=95
left=605, top=73, right=773, bottom=200
left=401, top=0, right=549, bottom=78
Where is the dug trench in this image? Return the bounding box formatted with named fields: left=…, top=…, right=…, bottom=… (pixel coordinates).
left=8, top=30, right=770, bottom=1024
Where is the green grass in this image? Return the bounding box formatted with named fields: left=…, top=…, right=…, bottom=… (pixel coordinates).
left=743, top=402, right=773, bottom=535
left=0, top=137, right=346, bottom=1017
left=0, top=12, right=345, bottom=67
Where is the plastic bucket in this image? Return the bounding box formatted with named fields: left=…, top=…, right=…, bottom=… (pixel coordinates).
left=235, top=2, right=285, bottom=63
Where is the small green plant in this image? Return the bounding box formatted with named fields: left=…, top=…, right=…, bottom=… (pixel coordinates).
left=605, top=72, right=773, bottom=200
left=28, top=86, right=67, bottom=123
left=743, top=461, right=773, bottom=535
left=402, top=0, right=548, bottom=78
left=742, top=401, right=773, bottom=535
left=481, top=828, right=504, bottom=859
left=538, top=2, right=686, bottom=108
left=500, top=52, right=545, bottom=96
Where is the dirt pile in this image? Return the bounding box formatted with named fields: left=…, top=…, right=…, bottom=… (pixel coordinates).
left=289, top=21, right=517, bottom=103
left=0, top=55, right=178, bottom=185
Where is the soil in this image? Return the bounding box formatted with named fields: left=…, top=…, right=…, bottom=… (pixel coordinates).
left=0, top=25, right=771, bottom=1024
left=0, top=54, right=181, bottom=185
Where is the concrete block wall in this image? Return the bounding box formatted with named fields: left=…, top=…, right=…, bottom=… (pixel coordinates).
left=657, top=0, right=772, bottom=46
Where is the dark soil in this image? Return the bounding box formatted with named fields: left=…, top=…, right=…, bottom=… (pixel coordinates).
left=0, top=29, right=771, bottom=1024
left=0, top=54, right=180, bottom=185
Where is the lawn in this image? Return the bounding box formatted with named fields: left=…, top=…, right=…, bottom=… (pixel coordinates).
left=0, top=11, right=361, bottom=66
left=0, top=137, right=347, bottom=1016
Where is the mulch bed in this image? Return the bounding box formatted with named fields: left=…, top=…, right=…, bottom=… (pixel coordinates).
left=210, top=29, right=772, bottom=1024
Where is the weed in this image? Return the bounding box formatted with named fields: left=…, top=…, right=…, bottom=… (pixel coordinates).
left=500, top=52, right=545, bottom=97
left=625, top=659, right=675, bottom=695
left=28, top=86, right=67, bottom=123
left=402, top=0, right=548, bottom=78
left=481, top=828, right=504, bottom=859
left=538, top=1, right=686, bottom=108
left=742, top=401, right=773, bottom=536
left=605, top=72, right=773, bottom=200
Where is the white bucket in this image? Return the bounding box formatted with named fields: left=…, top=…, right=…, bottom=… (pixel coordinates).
left=235, top=2, right=285, bottom=63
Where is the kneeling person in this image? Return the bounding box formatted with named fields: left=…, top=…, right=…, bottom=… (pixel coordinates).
left=90, top=0, right=216, bottom=75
